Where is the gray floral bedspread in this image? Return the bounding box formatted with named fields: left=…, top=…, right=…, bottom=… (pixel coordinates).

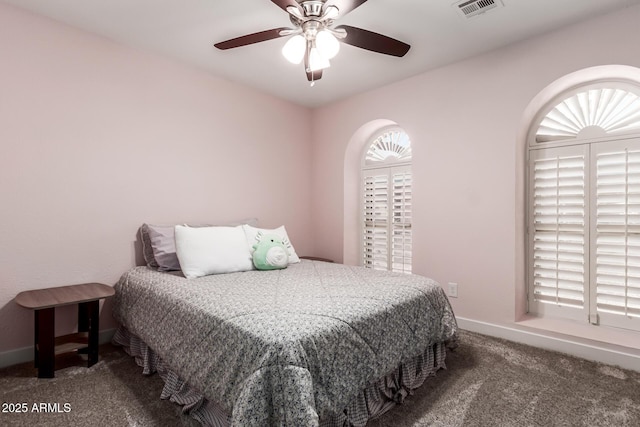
left=113, top=260, right=457, bottom=426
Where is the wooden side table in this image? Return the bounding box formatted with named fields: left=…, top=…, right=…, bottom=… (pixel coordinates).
left=300, top=256, right=335, bottom=263
left=15, top=282, right=115, bottom=378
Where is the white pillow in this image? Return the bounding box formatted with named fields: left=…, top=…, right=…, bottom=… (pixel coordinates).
left=242, top=224, right=300, bottom=263
left=174, top=225, right=253, bottom=278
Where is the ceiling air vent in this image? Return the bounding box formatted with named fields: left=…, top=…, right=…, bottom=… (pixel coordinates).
left=454, top=0, right=504, bottom=19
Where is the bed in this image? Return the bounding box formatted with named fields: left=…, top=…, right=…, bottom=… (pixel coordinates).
left=112, top=259, right=457, bottom=426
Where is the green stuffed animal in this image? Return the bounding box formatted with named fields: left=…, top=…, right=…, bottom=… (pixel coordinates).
left=252, top=233, right=289, bottom=270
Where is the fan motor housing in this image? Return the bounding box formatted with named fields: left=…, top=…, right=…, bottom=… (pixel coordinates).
left=301, top=1, right=325, bottom=17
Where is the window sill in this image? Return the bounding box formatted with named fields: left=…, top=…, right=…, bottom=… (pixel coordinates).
left=516, top=315, right=640, bottom=352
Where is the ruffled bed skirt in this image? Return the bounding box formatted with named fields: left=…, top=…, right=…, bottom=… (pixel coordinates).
left=112, top=326, right=449, bottom=427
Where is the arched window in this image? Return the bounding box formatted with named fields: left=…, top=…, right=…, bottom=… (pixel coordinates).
left=535, top=86, right=640, bottom=143
left=528, top=83, right=640, bottom=331
left=362, top=128, right=412, bottom=273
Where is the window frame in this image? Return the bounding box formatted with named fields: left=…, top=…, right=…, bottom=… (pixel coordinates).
left=526, top=82, right=640, bottom=331
left=360, top=127, right=412, bottom=273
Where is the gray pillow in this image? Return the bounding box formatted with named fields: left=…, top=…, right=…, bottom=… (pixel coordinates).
left=140, top=218, right=258, bottom=271
left=140, top=224, right=159, bottom=269
left=148, top=225, right=181, bottom=271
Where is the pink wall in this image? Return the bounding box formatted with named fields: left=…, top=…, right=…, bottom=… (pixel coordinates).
left=310, top=5, right=640, bottom=342
left=0, top=4, right=312, bottom=355
left=3, top=1, right=640, bottom=363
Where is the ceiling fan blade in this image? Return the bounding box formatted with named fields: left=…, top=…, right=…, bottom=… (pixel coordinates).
left=214, top=28, right=290, bottom=50
left=334, top=25, right=410, bottom=57
left=327, top=0, right=368, bottom=18
left=306, top=69, right=323, bottom=82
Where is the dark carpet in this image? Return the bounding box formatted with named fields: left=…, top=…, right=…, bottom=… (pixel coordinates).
left=1, top=330, right=639, bottom=426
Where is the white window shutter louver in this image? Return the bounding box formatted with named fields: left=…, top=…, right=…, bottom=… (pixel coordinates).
left=536, top=88, right=640, bottom=143
left=391, top=169, right=412, bottom=273
left=363, top=173, right=389, bottom=270
left=530, top=147, right=588, bottom=311
left=593, top=142, right=640, bottom=323
left=362, top=165, right=412, bottom=273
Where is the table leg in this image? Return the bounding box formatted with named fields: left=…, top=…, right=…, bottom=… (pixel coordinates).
left=87, top=300, right=99, bottom=367
left=78, top=301, right=89, bottom=332
left=35, top=308, right=55, bottom=378
left=34, top=310, right=39, bottom=368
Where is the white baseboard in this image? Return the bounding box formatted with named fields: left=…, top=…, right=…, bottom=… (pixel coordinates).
left=0, top=328, right=116, bottom=369
left=457, top=317, right=640, bottom=372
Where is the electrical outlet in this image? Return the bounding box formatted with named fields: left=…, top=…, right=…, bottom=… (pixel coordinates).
left=448, top=282, right=458, bottom=298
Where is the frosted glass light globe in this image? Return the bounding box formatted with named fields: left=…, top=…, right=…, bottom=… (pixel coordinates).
left=308, top=47, right=330, bottom=72
left=282, top=35, right=305, bottom=64
left=316, top=30, right=340, bottom=59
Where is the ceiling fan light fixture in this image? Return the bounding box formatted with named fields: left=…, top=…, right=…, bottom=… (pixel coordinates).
left=308, top=46, right=330, bottom=72
left=282, top=34, right=306, bottom=64
left=316, top=30, right=340, bottom=59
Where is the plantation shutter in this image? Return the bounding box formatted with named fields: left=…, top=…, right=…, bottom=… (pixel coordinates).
left=363, top=165, right=412, bottom=272
left=592, top=139, right=640, bottom=326
left=529, top=146, right=588, bottom=313
left=391, top=167, right=412, bottom=273
left=363, top=172, right=389, bottom=270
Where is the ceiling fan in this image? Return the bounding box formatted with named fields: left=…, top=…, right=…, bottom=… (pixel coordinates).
left=214, top=0, right=411, bottom=84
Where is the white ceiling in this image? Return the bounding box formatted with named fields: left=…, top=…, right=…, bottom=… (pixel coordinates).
left=4, top=0, right=640, bottom=107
